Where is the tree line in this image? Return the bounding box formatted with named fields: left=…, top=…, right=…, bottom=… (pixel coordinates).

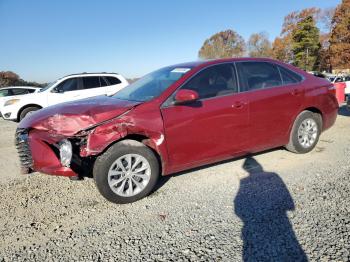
left=0, top=71, right=45, bottom=88
left=198, top=0, right=350, bottom=72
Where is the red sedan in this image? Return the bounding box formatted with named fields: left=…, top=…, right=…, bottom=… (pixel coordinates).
left=16, top=58, right=338, bottom=204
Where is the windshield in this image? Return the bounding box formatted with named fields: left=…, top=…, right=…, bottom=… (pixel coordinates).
left=39, top=80, right=58, bottom=92
left=113, top=66, right=192, bottom=102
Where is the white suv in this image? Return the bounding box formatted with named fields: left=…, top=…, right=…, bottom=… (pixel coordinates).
left=1, top=73, right=128, bottom=121
left=0, top=86, right=41, bottom=117
left=330, top=75, right=350, bottom=95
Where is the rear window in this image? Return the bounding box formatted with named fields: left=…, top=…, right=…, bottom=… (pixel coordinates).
left=278, top=66, right=303, bottom=84
left=334, top=77, right=344, bottom=83
left=105, top=76, right=121, bottom=86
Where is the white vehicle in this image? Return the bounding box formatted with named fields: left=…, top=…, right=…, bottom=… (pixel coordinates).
left=0, top=86, right=41, bottom=117
left=344, top=76, right=350, bottom=95
left=1, top=73, right=129, bottom=121
left=329, top=75, right=350, bottom=95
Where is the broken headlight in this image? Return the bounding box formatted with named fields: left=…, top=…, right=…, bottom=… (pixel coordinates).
left=59, top=139, right=72, bottom=167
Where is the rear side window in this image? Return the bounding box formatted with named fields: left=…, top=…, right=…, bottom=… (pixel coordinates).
left=334, top=77, right=344, bottom=83
left=0, top=89, right=10, bottom=97
left=28, top=89, right=36, bottom=93
left=100, top=77, right=108, bottom=87
left=12, top=88, right=30, bottom=95
left=278, top=66, right=303, bottom=84
left=105, top=76, right=121, bottom=86
left=180, top=63, right=238, bottom=99
left=83, top=77, right=101, bottom=89
left=236, top=62, right=282, bottom=92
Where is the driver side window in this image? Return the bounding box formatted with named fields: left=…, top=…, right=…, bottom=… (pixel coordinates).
left=56, top=78, right=79, bottom=92
left=180, top=63, right=238, bottom=99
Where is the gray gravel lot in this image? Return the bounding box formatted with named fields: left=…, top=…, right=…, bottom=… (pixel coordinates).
left=0, top=106, right=349, bottom=261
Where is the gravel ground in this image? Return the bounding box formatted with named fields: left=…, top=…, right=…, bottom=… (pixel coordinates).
left=0, top=106, right=349, bottom=261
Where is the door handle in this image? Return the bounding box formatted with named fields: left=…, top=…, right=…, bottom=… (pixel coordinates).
left=232, top=101, right=246, bottom=109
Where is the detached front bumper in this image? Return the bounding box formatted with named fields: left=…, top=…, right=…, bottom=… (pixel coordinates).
left=15, top=128, right=78, bottom=177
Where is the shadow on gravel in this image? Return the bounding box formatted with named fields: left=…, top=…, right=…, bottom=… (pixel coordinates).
left=234, top=157, right=307, bottom=262
left=338, top=104, right=350, bottom=117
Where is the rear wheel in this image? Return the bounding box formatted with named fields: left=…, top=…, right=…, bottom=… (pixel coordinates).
left=286, top=111, right=322, bottom=154
left=19, top=106, right=41, bottom=121
left=93, top=140, right=160, bottom=204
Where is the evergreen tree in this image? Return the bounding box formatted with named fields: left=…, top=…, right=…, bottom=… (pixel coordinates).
left=291, top=16, right=321, bottom=71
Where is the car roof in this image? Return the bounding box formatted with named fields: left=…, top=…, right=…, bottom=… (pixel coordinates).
left=0, top=86, right=40, bottom=90
left=168, top=57, right=290, bottom=69
left=63, top=72, right=120, bottom=77
left=57, top=72, right=122, bottom=81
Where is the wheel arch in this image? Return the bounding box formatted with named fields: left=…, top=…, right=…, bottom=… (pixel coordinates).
left=93, top=133, right=165, bottom=175
left=17, top=104, right=43, bottom=121
left=302, top=106, right=323, bottom=119
left=300, top=107, right=323, bottom=129
left=286, top=107, right=324, bottom=140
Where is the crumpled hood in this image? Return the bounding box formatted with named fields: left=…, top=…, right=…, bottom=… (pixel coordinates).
left=19, top=96, right=141, bottom=136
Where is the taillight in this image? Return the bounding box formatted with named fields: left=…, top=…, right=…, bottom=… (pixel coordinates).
left=328, top=85, right=336, bottom=95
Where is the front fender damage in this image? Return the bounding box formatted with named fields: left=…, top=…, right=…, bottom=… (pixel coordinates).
left=27, top=109, right=168, bottom=176
left=75, top=115, right=167, bottom=174
left=79, top=119, right=129, bottom=157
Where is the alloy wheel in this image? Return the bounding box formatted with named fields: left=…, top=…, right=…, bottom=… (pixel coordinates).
left=107, top=154, right=151, bottom=197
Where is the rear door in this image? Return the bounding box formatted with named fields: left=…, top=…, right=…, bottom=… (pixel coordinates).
left=161, top=63, right=249, bottom=172
left=236, top=61, right=304, bottom=152
left=79, top=76, right=107, bottom=99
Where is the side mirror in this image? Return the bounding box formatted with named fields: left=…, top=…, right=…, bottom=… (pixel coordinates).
left=52, top=87, right=64, bottom=93
left=174, top=89, right=199, bottom=104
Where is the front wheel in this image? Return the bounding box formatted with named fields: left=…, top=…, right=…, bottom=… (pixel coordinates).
left=19, top=106, right=41, bottom=121
left=93, top=140, right=160, bottom=204
left=286, top=111, right=322, bottom=154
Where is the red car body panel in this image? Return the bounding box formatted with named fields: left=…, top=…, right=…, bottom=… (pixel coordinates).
left=17, top=58, right=339, bottom=178
left=161, top=92, right=250, bottom=173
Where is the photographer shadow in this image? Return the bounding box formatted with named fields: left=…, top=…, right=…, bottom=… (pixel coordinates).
left=234, top=157, right=307, bottom=261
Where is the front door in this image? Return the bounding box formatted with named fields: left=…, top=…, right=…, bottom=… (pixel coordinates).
left=161, top=63, right=249, bottom=173
left=47, top=77, right=82, bottom=106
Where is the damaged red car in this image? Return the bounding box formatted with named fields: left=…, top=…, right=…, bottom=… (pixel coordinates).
left=16, top=58, right=338, bottom=204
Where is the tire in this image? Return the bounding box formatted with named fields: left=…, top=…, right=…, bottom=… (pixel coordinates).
left=93, top=139, right=160, bottom=204
left=19, top=106, right=41, bottom=121
left=286, top=111, right=322, bottom=154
